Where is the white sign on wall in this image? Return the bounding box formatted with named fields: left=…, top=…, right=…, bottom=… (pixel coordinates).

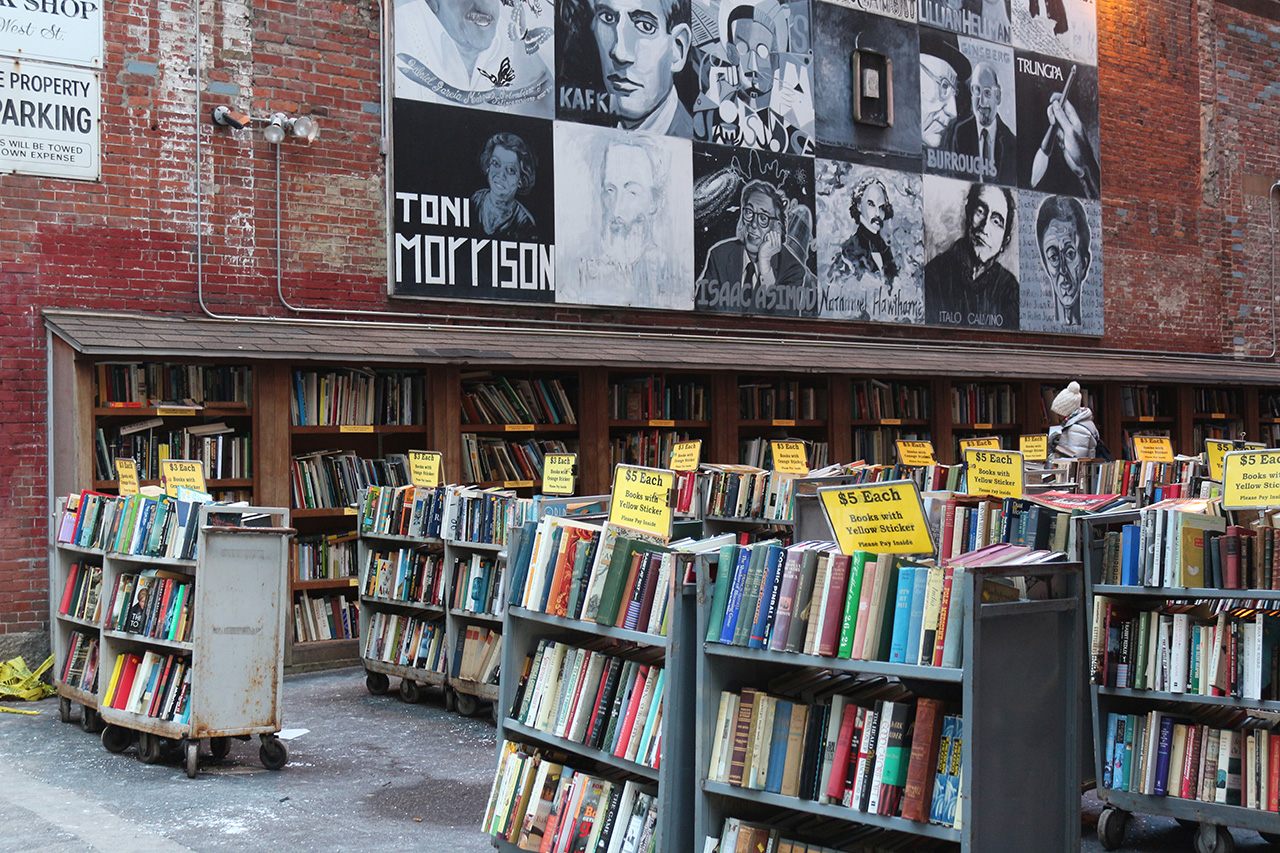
left=0, top=0, right=103, bottom=68
left=0, top=60, right=99, bottom=179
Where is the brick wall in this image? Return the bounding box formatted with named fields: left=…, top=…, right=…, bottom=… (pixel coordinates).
left=3, top=0, right=1279, bottom=631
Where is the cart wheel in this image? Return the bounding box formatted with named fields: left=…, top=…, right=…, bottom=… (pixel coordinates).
left=444, top=688, right=456, bottom=712
left=80, top=705, right=100, bottom=733
left=399, top=679, right=422, bottom=704
left=210, top=736, right=231, bottom=760
left=1259, top=832, right=1280, bottom=846
left=59, top=696, right=72, bottom=724
left=185, top=739, right=199, bottom=778
left=365, top=672, right=390, bottom=695
left=1196, top=823, right=1236, bottom=853
left=137, top=732, right=164, bottom=765
left=455, top=691, right=479, bottom=717
left=1096, top=807, right=1127, bottom=851
left=259, top=736, right=289, bottom=771
left=101, top=724, right=131, bottom=754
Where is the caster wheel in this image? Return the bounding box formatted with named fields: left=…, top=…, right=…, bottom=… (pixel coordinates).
left=185, top=739, right=199, bottom=778
left=455, top=691, right=479, bottom=717
left=444, top=688, right=456, bottom=713
left=1196, top=823, right=1236, bottom=853
left=101, top=724, right=131, bottom=754
left=1260, top=832, right=1280, bottom=845
left=210, top=736, right=231, bottom=760
left=399, top=679, right=422, bottom=704
left=80, top=705, right=101, bottom=733
left=259, top=736, right=289, bottom=771
left=1097, top=807, right=1128, bottom=851
left=137, top=732, right=164, bottom=764
left=59, top=696, right=72, bottom=723
left=365, top=672, right=390, bottom=695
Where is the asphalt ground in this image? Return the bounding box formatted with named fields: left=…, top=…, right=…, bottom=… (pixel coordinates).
left=2, top=666, right=1278, bottom=852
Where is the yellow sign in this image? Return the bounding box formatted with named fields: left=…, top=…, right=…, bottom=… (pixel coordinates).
left=1139, top=416, right=1155, bottom=423
left=1019, top=435, right=1049, bottom=462
left=343, top=507, right=358, bottom=515
left=964, top=449, right=1025, bottom=499
left=881, top=418, right=901, bottom=425
left=1207, top=439, right=1265, bottom=480
left=542, top=454, right=577, bottom=495
left=408, top=450, right=442, bottom=488
left=1132, top=435, right=1175, bottom=463
left=648, top=419, right=675, bottom=428
left=608, top=465, right=675, bottom=539
left=160, top=459, right=206, bottom=496
left=340, top=425, right=374, bottom=433
left=114, top=459, right=140, bottom=495
left=896, top=440, right=937, bottom=467
left=669, top=440, right=702, bottom=472
left=959, top=437, right=1001, bottom=452
left=770, top=441, right=808, bottom=475
left=1222, top=449, right=1280, bottom=509
left=818, top=480, right=934, bottom=555
left=772, top=419, right=796, bottom=427
left=504, top=480, right=535, bottom=489
left=505, top=424, right=536, bottom=432
left=973, top=423, right=993, bottom=430
left=155, top=407, right=198, bottom=417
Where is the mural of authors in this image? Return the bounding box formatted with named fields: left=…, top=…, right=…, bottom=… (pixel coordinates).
left=694, top=146, right=817, bottom=316
left=922, top=175, right=1020, bottom=330
left=394, top=0, right=555, bottom=117
left=1018, top=190, right=1103, bottom=334
left=1015, top=50, right=1099, bottom=199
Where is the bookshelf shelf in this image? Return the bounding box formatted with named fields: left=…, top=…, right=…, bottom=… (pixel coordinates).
left=503, top=719, right=662, bottom=783
left=56, top=682, right=96, bottom=708
left=849, top=418, right=930, bottom=427
left=1094, top=787, right=1280, bottom=836
left=701, top=780, right=962, bottom=842
left=92, top=404, right=251, bottom=418
left=450, top=609, right=502, bottom=626
left=608, top=419, right=711, bottom=429
left=289, top=424, right=423, bottom=435
left=361, top=531, right=440, bottom=546
left=738, top=419, right=826, bottom=429
left=702, top=514, right=794, bottom=527
left=1093, top=584, right=1280, bottom=602
left=56, top=613, right=99, bottom=631
left=110, top=553, right=197, bottom=569
left=702, top=643, right=964, bottom=685
left=292, top=638, right=359, bottom=650
left=101, top=629, right=193, bottom=654
left=362, top=657, right=448, bottom=687
left=291, top=507, right=357, bottom=519
left=951, top=422, right=1019, bottom=430
left=362, top=595, right=443, bottom=613
left=98, top=705, right=188, bottom=740
left=508, top=606, right=665, bottom=648
left=1097, top=686, right=1280, bottom=713
left=292, top=577, right=359, bottom=591
left=446, top=539, right=505, bottom=553
left=473, top=480, right=542, bottom=491
left=450, top=677, right=500, bottom=701
left=92, top=478, right=254, bottom=490
left=463, top=423, right=578, bottom=434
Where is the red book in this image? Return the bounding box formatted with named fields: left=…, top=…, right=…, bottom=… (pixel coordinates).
left=111, top=653, right=142, bottom=710
left=612, top=666, right=649, bottom=759
left=824, top=701, right=861, bottom=801
left=329, top=597, right=346, bottom=639
left=147, top=655, right=176, bottom=718
left=546, top=536, right=580, bottom=617
left=59, top=563, right=81, bottom=615
left=901, top=697, right=946, bottom=822
left=817, top=554, right=852, bottom=657
left=613, top=552, right=645, bottom=629
left=1223, top=528, right=1243, bottom=589
left=939, top=499, right=958, bottom=562
left=1269, top=733, right=1280, bottom=812
left=1180, top=724, right=1202, bottom=799
left=931, top=567, right=955, bottom=667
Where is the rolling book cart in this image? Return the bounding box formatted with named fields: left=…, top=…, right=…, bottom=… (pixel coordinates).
left=1083, top=507, right=1280, bottom=853
left=692, top=545, right=1085, bottom=849
left=53, top=500, right=292, bottom=778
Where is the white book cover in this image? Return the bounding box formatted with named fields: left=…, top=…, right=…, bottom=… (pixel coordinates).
left=1169, top=613, right=1190, bottom=694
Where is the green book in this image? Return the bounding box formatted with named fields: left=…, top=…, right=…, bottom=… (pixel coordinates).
left=705, top=545, right=739, bottom=643
left=732, top=543, right=772, bottom=646
left=565, top=540, right=593, bottom=621
left=144, top=497, right=171, bottom=556
left=836, top=551, right=871, bottom=658
left=596, top=538, right=662, bottom=627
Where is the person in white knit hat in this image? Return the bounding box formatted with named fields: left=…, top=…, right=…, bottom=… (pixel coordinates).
left=1047, top=380, right=1099, bottom=458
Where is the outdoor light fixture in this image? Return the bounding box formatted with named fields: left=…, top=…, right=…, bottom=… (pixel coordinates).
left=211, top=106, right=320, bottom=144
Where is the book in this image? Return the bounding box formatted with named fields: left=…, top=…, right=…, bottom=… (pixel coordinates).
left=901, top=697, right=945, bottom=822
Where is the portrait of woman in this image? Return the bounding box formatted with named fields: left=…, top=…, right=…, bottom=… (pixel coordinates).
left=471, top=132, right=539, bottom=241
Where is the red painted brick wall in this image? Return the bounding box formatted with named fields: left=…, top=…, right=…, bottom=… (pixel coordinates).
left=3, top=0, right=1279, bottom=631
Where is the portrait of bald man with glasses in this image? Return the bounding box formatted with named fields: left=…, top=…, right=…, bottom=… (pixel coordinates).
left=956, top=60, right=1017, bottom=185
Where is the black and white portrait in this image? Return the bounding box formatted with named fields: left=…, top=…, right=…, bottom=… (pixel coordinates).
left=1011, top=0, right=1096, bottom=66
left=820, top=0, right=914, bottom=21
left=814, top=160, right=924, bottom=323
left=394, top=0, right=554, bottom=117
left=689, top=0, right=815, bottom=155
left=813, top=4, right=920, bottom=170
left=1018, top=191, right=1102, bottom=334
left=918, top=0, right=1011, bottom=45
left=694, top=145, right=818, bottom=316
left=556, top=0, right=697, bottom=135
left=554, top=122, right=694, bottom=310
left=922, top=175, right=1020, bottom=330
left=1015, top=51, right=1099, bottom=199
left=953, top=38, right=1016, bottom=186
left=392, top=101, right=556, bottom=301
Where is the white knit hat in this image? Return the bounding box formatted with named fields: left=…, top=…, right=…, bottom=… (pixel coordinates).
left=1051, top=381, right=1083, bottom=417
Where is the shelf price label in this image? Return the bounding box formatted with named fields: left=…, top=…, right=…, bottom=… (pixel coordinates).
left=964, top=449, right=1025, bottom=499
left=1222, top=449, right=1280, bottom=508
left=505, top=423, right=536, bottom=432
left=1206, top=439, right=1264, bottom=481
left=1132, top=435, right=1174, bottom=463
left=156, top=407, right=199, bottom=417
left=160, top=459, right=206, bottom=497
left=1019, top=435, right=1049, bottom=461
left=608, top=464, right=675, bottom=540
left=408, top=450, right=442, bottom=488
left=339, top=425, right=374, bottom=434
left=895, top=440, right=936, bottom=467
left=669, top=440, right=701, bottom=472
left=818, top=480, right=934, bottom=555
left=771, top=419, right=796, bottom=427
left=542, top=453, right=577, bottom=495
left=770, top=441, right=808, bottom=475
left=648, top=419, right=675, bottom=428
left=115, top=458, right=140, bottom=495
left=959, top=437, right=1001, bottom=452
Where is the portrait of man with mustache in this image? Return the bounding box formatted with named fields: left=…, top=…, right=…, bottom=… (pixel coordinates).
left=923, top=181, right=1020, bottom=330
left=591, top=0, right=693, bottom=136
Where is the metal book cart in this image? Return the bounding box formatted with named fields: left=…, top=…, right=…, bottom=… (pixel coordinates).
left=52, top=503, right=292, bottom=778
left=1083, top=508, right=1280, bottom=853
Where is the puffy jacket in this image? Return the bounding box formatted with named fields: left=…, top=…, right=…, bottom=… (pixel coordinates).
left=1049, top=407, right=1099, bottom=458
